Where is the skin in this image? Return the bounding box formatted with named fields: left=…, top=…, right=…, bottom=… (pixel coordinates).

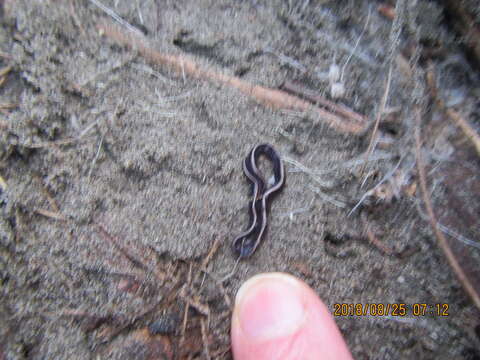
left=231, top=273, right=353, bottom=360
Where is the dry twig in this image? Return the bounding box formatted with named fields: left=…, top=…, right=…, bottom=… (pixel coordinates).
left=200, top=318, right=211, bottom=360
left=95, top=223, right=150, bottom=272
left=0, top=103, right=17, bottom=112
left=0, top=66, right=12, bottom=78
left=69, top=0, right=87, bottom=37
left=23, top=138, right=78, bottom=149
left=281, top=81, right=369, bottom=124
left=97, top=22, right=368, bottom=135
left=426, top=62, right=480, bottom=156
left=0, top=174, right=7, bottom=190
left=361, top=215, right=395, bottom=256
left=360, top=65, right=392, bottom=176
left=446, top=108, right=480, bottom=156
left=200, top=238, right=221, bottom=270
left=34, top=208, right=67, bottom=221
left=414, top=106, right=480, bottom=310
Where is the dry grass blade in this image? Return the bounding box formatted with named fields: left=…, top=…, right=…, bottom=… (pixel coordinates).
left=200, top=318, right=211, bottom=360
left=0, top=103, right=18, bottom=110
left=89, top=0, right=144, bottom=36
left=414, top=106, right=480, bottom=310
left=201, top=238, right=221, bottom=270
left=97, top=22, right=368, bottom=135
left=0, top=174, right=7, bottom=190
left=0, top=66, right=12, bottom=78
left=35, top=208, right=67, bottom=221
left=445, top=108, right=480, bottom=157
left=23, top=138, right=77, bottom=149
left=360, top=65, right=392, bottom=176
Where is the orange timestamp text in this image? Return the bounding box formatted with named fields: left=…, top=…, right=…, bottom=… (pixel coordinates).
left=333, top=303, right=449, bottom=317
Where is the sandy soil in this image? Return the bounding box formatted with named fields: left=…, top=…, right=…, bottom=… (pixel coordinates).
left=1, top=0, right=479, bottom=359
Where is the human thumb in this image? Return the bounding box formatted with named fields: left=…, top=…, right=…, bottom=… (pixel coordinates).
left=231, top=273, right=353, bottom=360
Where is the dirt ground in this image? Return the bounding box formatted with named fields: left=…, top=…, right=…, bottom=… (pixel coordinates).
left=1, top=0, right=480, bottom=359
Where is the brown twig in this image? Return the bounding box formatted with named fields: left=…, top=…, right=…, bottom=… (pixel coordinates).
left=179, top=262, right=193, bottom=349
left=200, top=318, right=211, bottom=360
left=360, top=65, right=392, bottom=176
left=59, top=309, right=120, bottom=332
left=414, top=106, right=480, bottom=310
left=0, top=66, right=12, bottom=78
left=99, top=299, right=163, bottom=343
left=22, top=138, right=78, bottom=148
left=0, top=174, right=7, bottom=190
left=69, top=0, right=87, bottom=37
left=95, top=223, right=150, bottom=272
left=97, top=22, right=368, bottom=135
left=446, top=108, right=480, bottom=156
left=361, top=216, right=395, bottom=256
left=33, top=174, right=60, bottom=213
left=34, top=208, right=67, bottom=221
left=0, top=103, right=17, bottom=111
left=281, top=81, right=369, bottom=124
left=426, top=62, right=480, bottom=156
left=0, top=51, right=13, bottom=60
left=200, top=238, right=221, bottom=270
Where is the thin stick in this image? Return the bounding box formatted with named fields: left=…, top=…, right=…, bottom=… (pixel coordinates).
left=360, top=65, right=392, bottom=176
left=97, top=22, right=368, bottom=135
left=180, top=262, right=193, bottom=348
left=0, top=103, right=17, bottom=110
left=361, top=215, right=395, bottom=256
left=200, top=318, right=212, bottom=360
left=340, top=5, right=372, bottom=81
left=426, top=62, right=480, bottom=157
left=282, top=157, right=334, bottom=188
left=414, top=106, right=480, bottom=310
left=35, top=208, right=67, bottom=221
left=88, top=0, right=144, bottom=36
left=179, top=298, right=190, bottom=348
left=69, top=0, right=86, bottom=37
left=95, top=223, right=150, bottom=271
left=87, top=133, right=105, bottom=181
left=22, top=138, right=77, bottom=149
left=0, top=66, right=12, bottom=78
left=348, top=155, right=403, bottom=217
left=446, top=108, right=480, bottom=156
left=201, top=238, right=221, bottom=270
left=416, top=202, right=480, bottom=250
left=281, top=81, right=369, bottom=124
left=0, top=174, right=7, bottom=190
left=33, top=173, right=60, bottom=213
left=23, top=118, right=99, bottom=149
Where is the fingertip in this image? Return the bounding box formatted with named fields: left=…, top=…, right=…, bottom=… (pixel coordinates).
left=231, top=272, right=353, bottom=360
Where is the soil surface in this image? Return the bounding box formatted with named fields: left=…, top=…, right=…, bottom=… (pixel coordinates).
left=1, top=0, right=480, bottom=359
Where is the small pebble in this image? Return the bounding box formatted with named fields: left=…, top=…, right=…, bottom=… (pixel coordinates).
left=330, top=82, right=345, bottom=99
left=328, top=63, right=341, bottom=83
